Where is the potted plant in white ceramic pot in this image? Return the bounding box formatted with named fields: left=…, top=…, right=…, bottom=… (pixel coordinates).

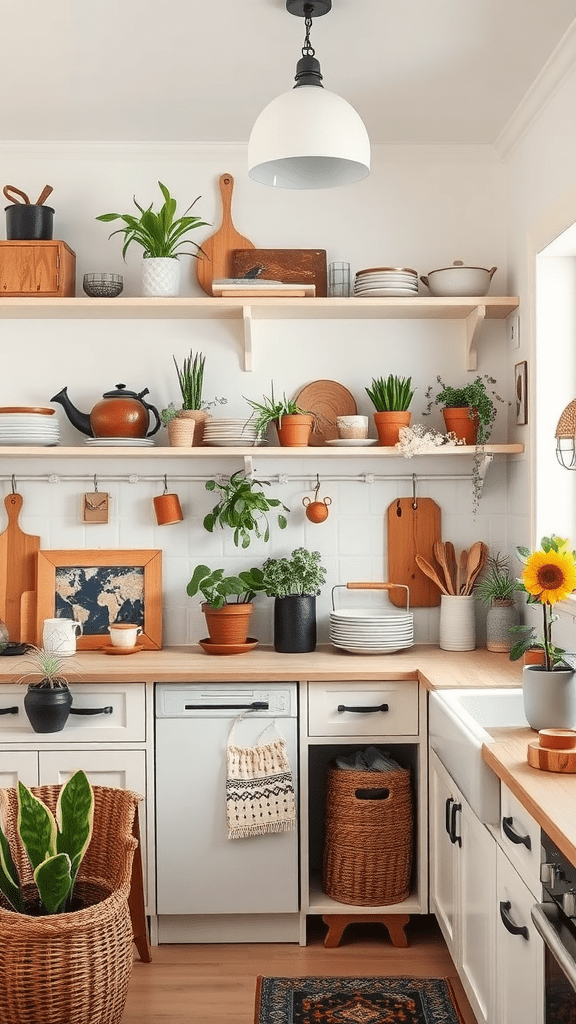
left=260, top=548, right=327, bottom=653
left=509, top=535, right=576, bottom=730
left=365, top=374, right=415, bottom=446
left=96, top=181, right=209, bottom=297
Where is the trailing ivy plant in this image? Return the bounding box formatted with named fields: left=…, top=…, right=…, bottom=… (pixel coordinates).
left=203, top=470, right=290, bottom=548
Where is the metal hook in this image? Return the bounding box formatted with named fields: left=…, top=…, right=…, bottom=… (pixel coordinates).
left=412, top=472, right=418, bottom=510
left=163, top=474, right=168, bottom=495
left=93, top=474, right=98, bottom=493
left=11, top=475, right=16, bottom=494
left=314, top=473, right=321, bottom=501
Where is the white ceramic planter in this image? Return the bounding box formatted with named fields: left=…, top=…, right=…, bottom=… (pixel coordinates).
left=141, top=257, right=180, bottom=297
left=522, top=665, right=576, bottom=730
left=439, top=594, right=476, bottom=651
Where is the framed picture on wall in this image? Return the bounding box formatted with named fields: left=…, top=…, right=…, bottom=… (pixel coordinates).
left=36, top=549, right=162, bottom=649
left=514, top=361, right=528, bottom=425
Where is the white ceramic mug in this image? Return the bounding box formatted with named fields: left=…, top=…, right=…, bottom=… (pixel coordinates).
left=108, top=623, right=143, bottom=648
left=336, top=415, right=369, bottom=439
left=42, top=617, right=83, bottom=657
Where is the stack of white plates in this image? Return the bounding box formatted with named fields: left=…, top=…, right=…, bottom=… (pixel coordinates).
left=0, top=408, right=60, bottom=446
left=85, top=436, right=155, bottom=447
left=203, top=417, right=262, bottom=447
left=354, top=267, right=419, bottom=298
left=329, top=607, right=414, bottom=654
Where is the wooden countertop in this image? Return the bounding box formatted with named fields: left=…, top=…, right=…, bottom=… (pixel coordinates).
left=0, top=644, right=523, bottom=688
left=484, top=727, right=576, bottom=866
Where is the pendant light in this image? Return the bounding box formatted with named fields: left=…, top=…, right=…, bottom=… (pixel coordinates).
left=248, top=0, right=370, bottom=189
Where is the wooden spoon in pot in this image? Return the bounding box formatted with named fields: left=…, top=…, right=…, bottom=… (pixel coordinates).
left=456, top=548, right=468, bottom=595
left=415, top=554, right=450, bottom=595
left=445, top=542, right=458, bottom=594
left=35, top=185, right=53, bottom=206
left=463, top=541, right=485, bottom=594
left=433, top=541, right=454, bottom=594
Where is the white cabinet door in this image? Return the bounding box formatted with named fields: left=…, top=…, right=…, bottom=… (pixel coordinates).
left=38, top=749, right=146, bottom=793
left=429, top=749, right=458, bottom=957
left=459, top=796, right=496, bottom=1024
left=495, top=846, right=544, bottom=1024
left=0, top=750, right=38, bottom=787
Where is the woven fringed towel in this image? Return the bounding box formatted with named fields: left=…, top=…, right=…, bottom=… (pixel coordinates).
left=226, top=721, right=296, bottom=840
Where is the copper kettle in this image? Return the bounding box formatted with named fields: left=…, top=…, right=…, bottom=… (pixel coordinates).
left=51, top=384, right=161, bottom=438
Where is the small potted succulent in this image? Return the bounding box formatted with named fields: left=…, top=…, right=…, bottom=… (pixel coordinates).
left=245, top=386, right=313, bottom=447
left=260, top=548, right=327, bottom=653
left=186, top=563, right=265, bottom=648
left=365, top=374, right=415, bottom=446
left=96, top=181, right=209, bottom=297
left=18, top=646, right=76, bottom=733
left=474, top=552, right=520, bottom=652
left=203, top=470, right=289, bottom=548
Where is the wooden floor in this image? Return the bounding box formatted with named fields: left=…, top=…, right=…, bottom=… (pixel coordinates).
left=122, top=915, right=479, bottom=1024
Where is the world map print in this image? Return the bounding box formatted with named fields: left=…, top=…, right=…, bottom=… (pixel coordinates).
left=54, top=565, right=145, bottom=634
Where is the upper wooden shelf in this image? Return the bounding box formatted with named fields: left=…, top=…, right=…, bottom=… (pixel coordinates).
left=0, top=295, right=520, bottom=371
left=0, top=443, right=524, bottom=459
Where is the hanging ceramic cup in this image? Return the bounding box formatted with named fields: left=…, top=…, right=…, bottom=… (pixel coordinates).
left=153, top=491, right=184, bottom=526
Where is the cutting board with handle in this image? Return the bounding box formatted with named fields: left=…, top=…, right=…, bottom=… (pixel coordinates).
left=0, top=493, right=40, bottom=641
left=196, top=173, right=255, bottom=295
left=387, top=497, right=442, bottom=607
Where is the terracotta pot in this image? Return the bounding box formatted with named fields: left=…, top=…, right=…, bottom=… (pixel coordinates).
left=178, top=409, right=210, bottom=445
left=276, top=414, right=313, bottom=447
left=442, top=406, right=479, bottom=445
left=523, top=648, right=546, bottom=666
left=202, top=602, right=254, bottom=646
left=373, top=410, right=411, bottom=447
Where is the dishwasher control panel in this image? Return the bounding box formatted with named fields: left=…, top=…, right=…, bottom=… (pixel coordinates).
left=155, top=683, right=297, bottom=717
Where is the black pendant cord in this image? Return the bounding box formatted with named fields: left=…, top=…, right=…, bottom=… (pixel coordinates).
left=302, top=11, right=316, bottom=58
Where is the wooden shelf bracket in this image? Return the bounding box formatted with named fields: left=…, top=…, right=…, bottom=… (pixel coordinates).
left=242, top=305, right=253, bottom=371
left=465, top=304, right=486, bottom=371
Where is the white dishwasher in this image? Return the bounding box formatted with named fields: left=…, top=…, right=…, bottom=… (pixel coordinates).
left=155, top=682, right=300, bottom=943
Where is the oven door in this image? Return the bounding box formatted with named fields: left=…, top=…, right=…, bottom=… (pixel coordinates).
left=532, top=902, right=576, bottom=1021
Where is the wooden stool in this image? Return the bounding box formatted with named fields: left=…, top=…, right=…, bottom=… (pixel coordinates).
left=322, top=913, right=410, bottom=948
left=129, top=813, right=152, bottom=962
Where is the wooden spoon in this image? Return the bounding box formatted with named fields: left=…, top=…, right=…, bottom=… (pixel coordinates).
left=463, top=541, right=484, bottom=595
left=433, top=541, right=454, bottom=594
left=445, top=542, right=458, bottom=594
left=415, top=554, right=450, bottom=595
left=35, top=185, right=53, bottom=206
left=456, top=548, right=468, bottom=595
left=466, top=542, right=488, bottom=593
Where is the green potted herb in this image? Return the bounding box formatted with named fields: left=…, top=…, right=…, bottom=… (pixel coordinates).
left=424, top=374, right=505, bottom=445
left=186, top=563, right=265, bottom=647
left=203, top=469, right=289, bottom=548
left=96, top=181, right=209, bottom=297
left=260, top=548, right=327, bottom=653
left=475, top=552, right=520, bottom=652
left=245, top=386, right=313, bottom=447
left=365, top=374, right=415, bottom=446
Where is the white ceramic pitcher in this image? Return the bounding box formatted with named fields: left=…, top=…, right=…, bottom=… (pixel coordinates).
left=42, top=617, right=83, bottom=657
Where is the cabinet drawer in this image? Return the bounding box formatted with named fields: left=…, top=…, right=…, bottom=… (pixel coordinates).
left=499, top=784, right=541, bottom=897
left=308, top=680, right=419, bottom=736
left=0, top=683, right=145, bottom=743
left=0, top=240, right=76, bottom=296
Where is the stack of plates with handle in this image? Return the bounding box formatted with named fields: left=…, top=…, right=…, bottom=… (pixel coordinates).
left=0, top=407, right=60, bottom=446
left=354, top=267, right=419, bottom=297
left=203, top=417, right=261, bottom=447
left=330, top=582, right=414, bottom=654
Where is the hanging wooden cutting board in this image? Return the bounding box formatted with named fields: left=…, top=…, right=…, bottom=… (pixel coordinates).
left=196, top=173, right=255, bottom=295
left=0, top=493, right=40, bottom=641
left=387, top=497, right=442, bottom=607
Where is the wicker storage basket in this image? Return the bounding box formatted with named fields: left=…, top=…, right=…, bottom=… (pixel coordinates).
left=322, top=761, right=413, bottom=906
left=0, top=784, right=140, bottom=1024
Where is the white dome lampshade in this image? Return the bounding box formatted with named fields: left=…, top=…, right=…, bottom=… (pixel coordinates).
left=248, top=84, right=371, bottom=189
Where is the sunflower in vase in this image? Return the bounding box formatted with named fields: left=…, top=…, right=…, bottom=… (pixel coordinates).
left=510, top=534, right=576, bottom=670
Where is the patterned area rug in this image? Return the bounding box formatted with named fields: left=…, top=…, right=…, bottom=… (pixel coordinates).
left=254, top=976, right=465, bottom=1024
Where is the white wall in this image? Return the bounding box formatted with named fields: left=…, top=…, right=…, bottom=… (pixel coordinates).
left=0, top=141, right=511, bottom=647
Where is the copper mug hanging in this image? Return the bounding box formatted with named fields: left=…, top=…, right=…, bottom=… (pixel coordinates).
left=153, top=476, right=184, bottom=526
left=302, top=475, right=332, bottom=523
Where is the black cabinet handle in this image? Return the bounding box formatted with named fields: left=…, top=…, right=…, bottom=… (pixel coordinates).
left=337, top=703, right=389, bottom=714
left=500, top=900, right=529, bottom=939
left=449, top=802, right=462, bottom=846
left=502, top=816, right=531, bottom=849
left=69, top=706, right=113, bottom=716
left=445, top=797, right=454, bottom=836
left=0, top=706, right=18, bottom=715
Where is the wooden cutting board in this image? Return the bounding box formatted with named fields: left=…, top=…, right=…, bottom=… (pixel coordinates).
left=196, top=173, right=255, bottom=295
left=387, top=497, right=442, bottom=607
left=231, top=249, right=327, bottom=297
left=0, top=493, right=40, bottom=641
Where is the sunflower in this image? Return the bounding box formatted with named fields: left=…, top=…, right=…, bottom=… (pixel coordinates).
left=522, top=547, right=576, bottom=604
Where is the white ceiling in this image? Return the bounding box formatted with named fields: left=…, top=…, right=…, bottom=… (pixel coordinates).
left=2, top=0, right=575, bottom=146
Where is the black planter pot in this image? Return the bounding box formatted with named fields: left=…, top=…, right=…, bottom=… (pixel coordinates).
left=274, top=595, right=317, bottom=654
left=23, top=685, right=72, bottom=733
left=5, top=204, right=54, bottom=240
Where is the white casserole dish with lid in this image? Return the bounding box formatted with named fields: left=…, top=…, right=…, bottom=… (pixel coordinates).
left=420, top=260, right=497, bottom=297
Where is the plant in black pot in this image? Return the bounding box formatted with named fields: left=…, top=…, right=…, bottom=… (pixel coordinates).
left=18, top=646, right=76, bottom=733
left=261, top=548, right=327, bottom=653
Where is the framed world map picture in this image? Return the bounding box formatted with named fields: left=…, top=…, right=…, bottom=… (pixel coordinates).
left=36, top=549, right=162, bottom=649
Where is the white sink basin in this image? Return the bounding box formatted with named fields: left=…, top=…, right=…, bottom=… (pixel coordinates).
left=429, top=688, right=529, bottom=824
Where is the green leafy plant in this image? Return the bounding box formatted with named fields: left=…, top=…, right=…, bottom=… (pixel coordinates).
left=186, top=564, right=265, bottom=610
left=0, top=769, right=94, bottom=914
left=424, top=374, right=505, bottom=444
left=160, top=402, right=179, bottom=427
left=365, top=374, right=415, bottom=412
left=245, top=387, right=309, bottom=440
left=203, top=470, right=289, bottom=548
left=260, top=548, right=327, bottom=598
left=173, top=350, right=205, bottom=410
left=17, top=646, right=72, bottom=690
left=96, top=181, right=209, bottom=261
left=475, top=552, right=521, bottom=605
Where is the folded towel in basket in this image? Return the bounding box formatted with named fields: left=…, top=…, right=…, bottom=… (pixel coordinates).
left=226, top=719, right=296, bottom=840
left=335, top=746, right=404, bottom=772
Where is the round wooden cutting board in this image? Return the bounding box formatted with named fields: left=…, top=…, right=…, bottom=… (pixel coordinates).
left=295, top=380, right=357, bottom=445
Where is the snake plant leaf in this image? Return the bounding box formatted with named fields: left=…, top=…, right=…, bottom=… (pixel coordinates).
left=0, top=827, right=24, bottom=911
left=17, top=782, right=57, bottom=872
left=55, top=770, right=94, bottom=889
left=34, top=853, right=72, bottom=914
